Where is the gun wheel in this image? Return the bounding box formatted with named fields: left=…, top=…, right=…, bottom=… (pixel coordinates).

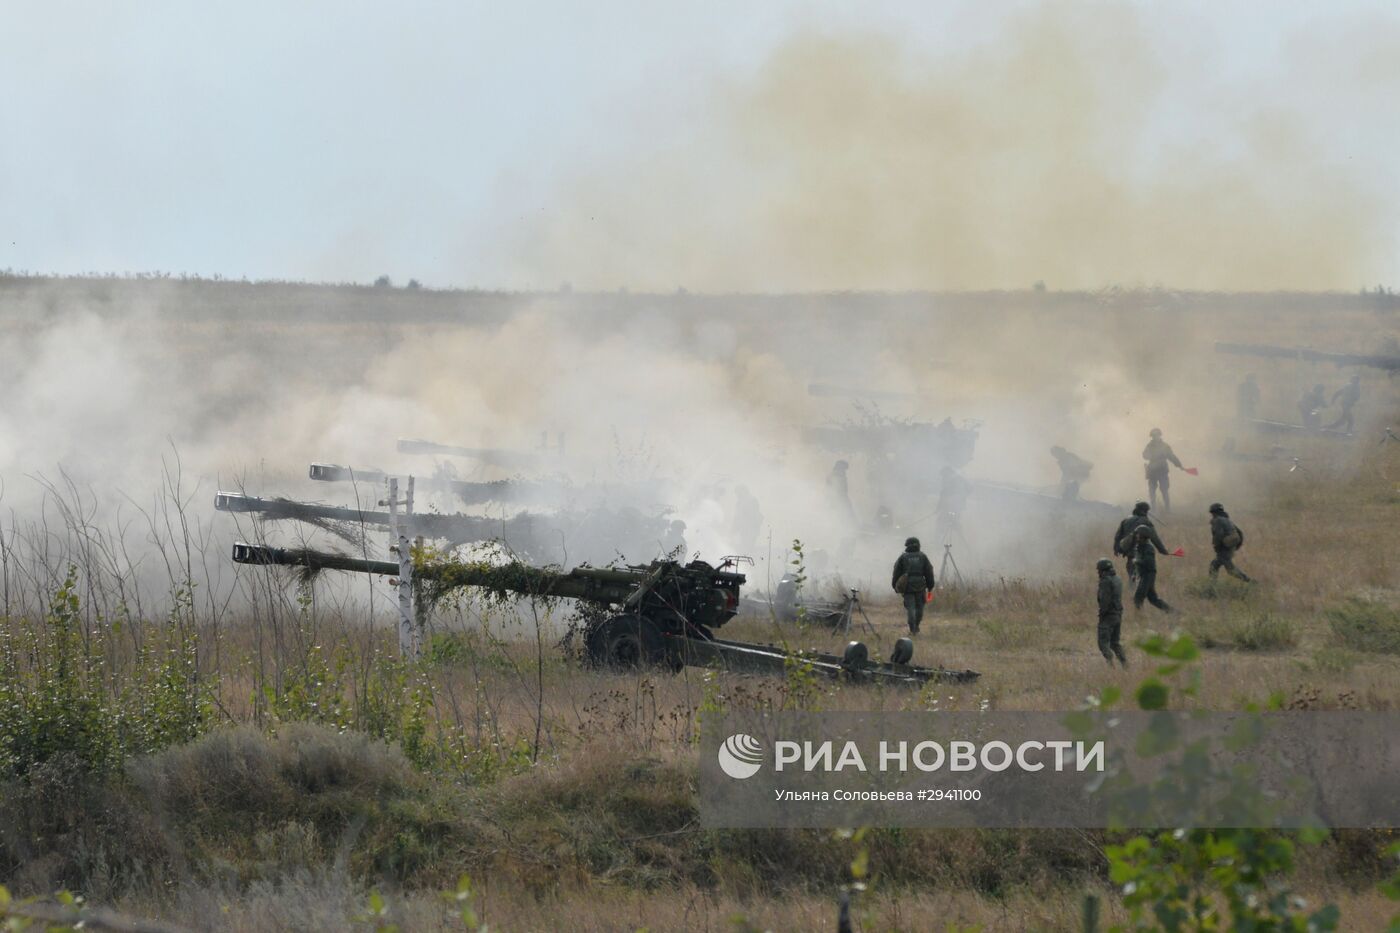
left=585, top=614, right=675, bottom=671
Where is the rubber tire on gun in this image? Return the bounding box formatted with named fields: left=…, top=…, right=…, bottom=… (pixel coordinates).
left=585, top=614, right=678, bottom=671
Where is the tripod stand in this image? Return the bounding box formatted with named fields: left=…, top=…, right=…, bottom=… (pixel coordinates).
left=835, top=588, right=876, bottom=636
left=939, top=543, right=965, bottom=588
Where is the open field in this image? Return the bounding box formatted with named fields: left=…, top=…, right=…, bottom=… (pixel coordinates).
left=0, top=278, right=1398, bottom=930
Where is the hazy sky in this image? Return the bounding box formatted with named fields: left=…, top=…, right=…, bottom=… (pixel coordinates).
left=2, top=1, right=1397, bottom=289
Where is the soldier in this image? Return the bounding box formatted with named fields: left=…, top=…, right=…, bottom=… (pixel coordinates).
left=1142, top=428, right=1184, bottom=512
left=1236, top=374, right=1261, bottom=420
left=1326, top=375, right=1361, bottom=432
left=891, top=536, right=936, bottom=635
left=1112, top=501, right=1156, bottom=583
left=1096, top=558, right=1126, bottom=666
left=1050, top=445, right=1093, bottom=500
left=1207, top=502, right=1251, bottom=582
left=827, top=460, right=855, bottom=522
left=662, top=519, right=687, bottom=558
left=1298, top=384, right=1327, bottom=429
left=1129, top=523, right=1172, bottom=613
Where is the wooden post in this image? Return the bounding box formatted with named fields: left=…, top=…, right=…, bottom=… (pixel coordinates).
left=412, top=534, right=428, bottom=654
left=388, top=477, right=416, bottom=658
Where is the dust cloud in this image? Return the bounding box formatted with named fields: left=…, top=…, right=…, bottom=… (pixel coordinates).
left=510, top=6, right=1394, bottom=293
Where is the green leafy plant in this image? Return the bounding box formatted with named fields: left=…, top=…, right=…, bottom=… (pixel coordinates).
left=1085, top=633, right=1340, bottom=932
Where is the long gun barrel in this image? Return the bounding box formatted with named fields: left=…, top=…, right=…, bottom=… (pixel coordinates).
left=232, top=542, right=399, bottom=576
left=396, top=438, right=543, bottom=467
left=310, top=463, right=522, bottom=505
left=215, top=491, right=503, bottom=543
left=1215, top=341, right=1400, bottom=373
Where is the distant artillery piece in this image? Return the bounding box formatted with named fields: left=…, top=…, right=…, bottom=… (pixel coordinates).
left=231, top=542, right=976, bottom=685
left=1214, top=341, right=1400, bottom=375
left=396, top=437, right=554, bottom=469
left=806, top=418, right=980, bottom=504
left=967, top=480, right=1121, bottom=520
left=1238, top=419, right=1355, bottom=440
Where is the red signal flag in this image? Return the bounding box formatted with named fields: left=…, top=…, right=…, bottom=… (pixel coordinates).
left=925, top=591, right=934, bottom=604
left=1171, top=547, right=1185, bottom=557
left=1185, top=467, right=1200, bottom=476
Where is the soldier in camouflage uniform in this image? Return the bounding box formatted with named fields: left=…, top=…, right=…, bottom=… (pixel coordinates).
left=1207, top=502, right=1251, bottom=582
left=891, top=536, right=936, bottom=635
left=1142, top=428, right=1184, bottom=512
left=1326, top=375, right=1361, bottom=432
left=1050, top=445, right=1093, bottom=500
left=1129, top=522, right=1172, bottom=612
left=1112, top=501, right=1156, bottom=583
left=1096, top=558, right=1126, bottom=666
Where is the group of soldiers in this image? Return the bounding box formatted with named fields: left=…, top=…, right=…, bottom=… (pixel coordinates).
left=888, top=495, right=1253, bottom=670
left=1237, top=372, right=1363, bottom=432
left=1093, top=499, right=1250, bottom=666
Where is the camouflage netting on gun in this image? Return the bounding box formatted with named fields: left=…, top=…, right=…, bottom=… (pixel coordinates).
left=415, top=556, right=564, bottom=609
left=257, top=498, right=372, bottom=549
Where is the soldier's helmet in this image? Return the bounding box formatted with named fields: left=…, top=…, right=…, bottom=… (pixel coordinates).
left=1096, top=558, right=1114, bottom=572
left=905, top=536, right=920, bottom=550
left=1209, top=502, right=1225, bottom=514
left=1133, top=500, right=1150, bottom=515
left=1133, top=523, right=1153, bottom=537
left=1150, top=428, right=1163, bottom=437
left=834, top=460, right=849, bottom=471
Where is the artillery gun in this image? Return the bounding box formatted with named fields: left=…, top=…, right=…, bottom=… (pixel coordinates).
left=215, top=491, right=678, bottom=566
left=1215, top=341, right=1400, bottom=375
left=230, top=543, right=979, bottom=686
left=805, top=416, right=979, bottom=481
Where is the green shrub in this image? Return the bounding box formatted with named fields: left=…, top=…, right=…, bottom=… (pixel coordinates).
left=1328, top=598, right=1400, bottom=654
left=0, top=572, right=211, bottom=779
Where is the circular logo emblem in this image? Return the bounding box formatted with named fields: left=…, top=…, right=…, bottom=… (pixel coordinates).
left=718, top=733, right=764, bottom=779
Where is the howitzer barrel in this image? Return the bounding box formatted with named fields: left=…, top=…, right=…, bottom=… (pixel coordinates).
left=216, top=491, right=504, bottom=543
left=308, top=463, right=388, bottom=484
left=310, top=464, right=536, bottom=507
left=1215, top=341, right=1400, bottom=373
left=232, top=542, right=399, bottom=576
left=216, top=492, right=392, bottom=525
left=397, top=438, right=542, bottom=467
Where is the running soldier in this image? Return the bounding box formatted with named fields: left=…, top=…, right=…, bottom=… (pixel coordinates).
left=1327, top=375, right=1361, bottom=432
left=1112, top=501, right=1156, bottom=583
left=1207, top=502, right=1251, bottom=582
left=1129, top=523, right=1172, bottom=613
